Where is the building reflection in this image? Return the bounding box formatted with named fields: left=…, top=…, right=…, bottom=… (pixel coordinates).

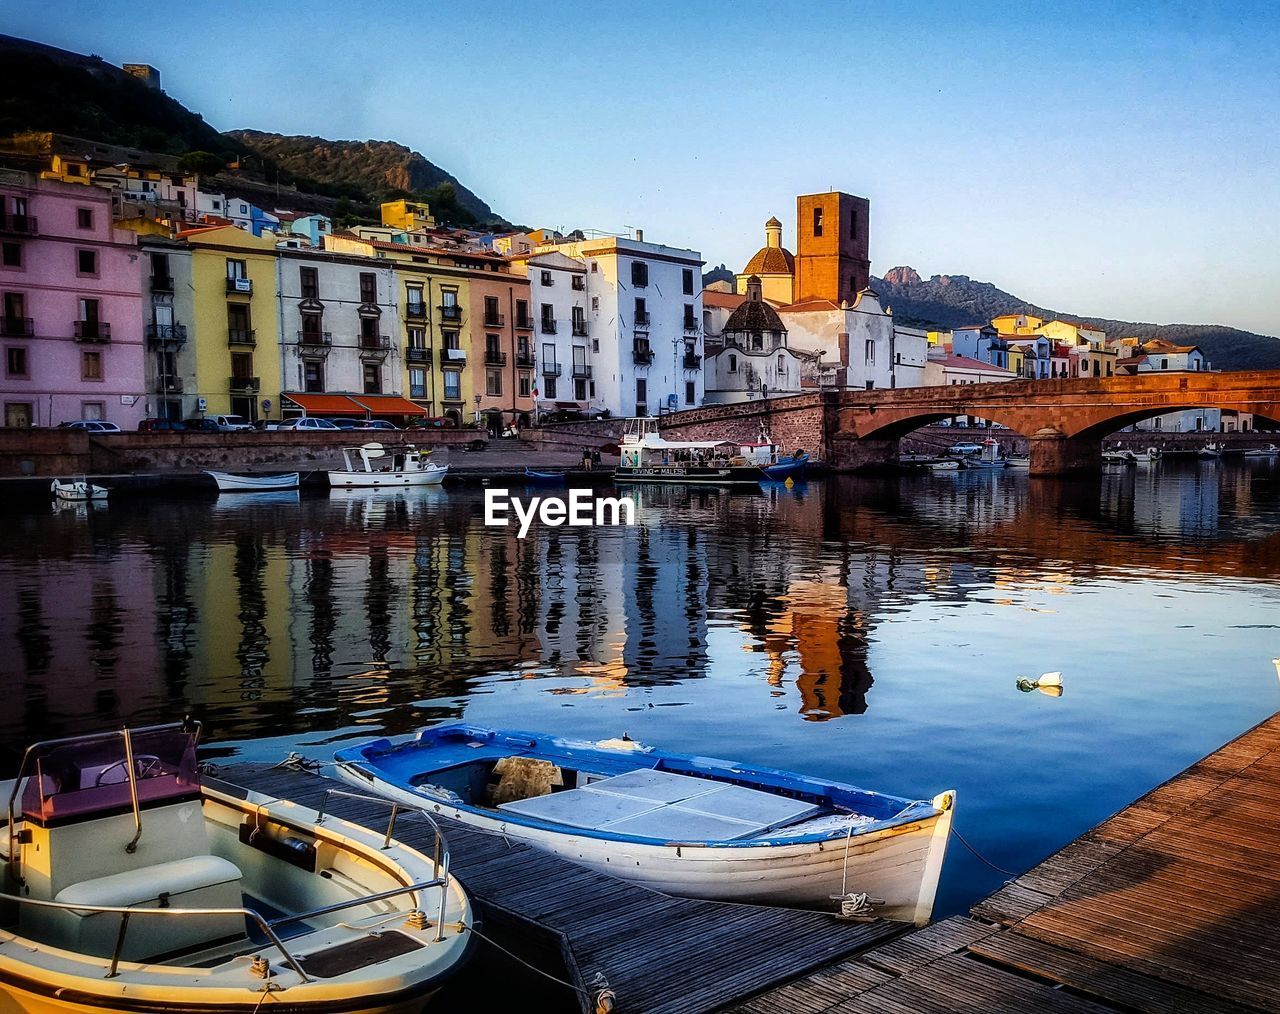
left=2, top=461, right=1280, bottom=755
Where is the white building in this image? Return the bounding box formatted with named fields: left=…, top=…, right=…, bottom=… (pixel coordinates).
left=533, top=233, right=704, bottom=417
left=1125, top=341, right=1221, bottom=432
left=781, top=289, right=922, bottom=391
left=507, top=250, right=594, bottom=415
left=923, top=351, right=1017, bottom=426
left=704, top=277, right=814, bottom=403
left=275, top=248, right=401, bottom=400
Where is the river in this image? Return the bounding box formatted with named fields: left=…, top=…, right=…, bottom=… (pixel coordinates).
left=3, top=459, right=1280, bottom=918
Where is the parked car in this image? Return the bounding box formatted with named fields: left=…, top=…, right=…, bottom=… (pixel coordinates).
left=355, top=419, right=398, bottom=431
left=406, top=416, right=455, bottom=430
left=183, top=417, right=222, bottom=433
left=58, top=420, right=122, bottom=433
left=328, top=418, right=362, bottom=430
left=947, top=443, right=983, bottom=456
left=137, top=418, right=187, bottom=433
left=276, top=417, right=340, bottom=431
left=207, top=414, right=253, bottom=432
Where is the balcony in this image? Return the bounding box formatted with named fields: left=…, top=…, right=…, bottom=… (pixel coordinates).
left=228, top=329, right=257, bottom=346
left=540, top=318, right=557, bottom=334
left=542, top=362, right=562, bottom=377
left=359, top=335, right=391, bottom=358
left=154, top=376, right=184, bottom=393
left=146, top=323, right=187, bottom=343
left=225, top=277, right=253, bottom=295
left=229, top=376, right=261, bottom=393
left=483, top=311, right=505, bottom=327
left=438, top=304, right=463, bottom=322
left=73, top=320, right=111, bottom=343
left=406, top=302, right=428, bottom=320
left=515, top=351, right=535, bottom=368
left=298, top=330, right=332, bottom=347
left=683, top=318, right=701, bottom=334
left=406, top=347, right=432, bottom=365
left=0, top=214, right=37, bottom=236
left=632, top=344, right=654, bottom=366
left=150, top=274, right=174, bottom=293
left=572, top=364, right=593, bottom=379
left=484, top=349, right=508, bottom=366
left=441, top=347, right=467, bottom=364
left=572, top=320, right=589, bottom=338
left=514, top=315, right=535, bottom=330
left=634, top=311, right=651, bottom=329
left=682, top=353, right=703, bottom=370
left=1, top=316, right=34, bottom=337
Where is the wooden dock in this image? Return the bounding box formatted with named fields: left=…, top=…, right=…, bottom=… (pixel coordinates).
left=215, top=763, right=903, bottom=1014
left=723, top=711, right=1280, bottom=1013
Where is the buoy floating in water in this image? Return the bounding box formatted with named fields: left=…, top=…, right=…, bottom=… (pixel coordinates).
left=1017, top=671, right=1063, bottom=697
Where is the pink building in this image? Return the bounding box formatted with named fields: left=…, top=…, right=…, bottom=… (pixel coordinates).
left=1, top=172, right=145, bottom=428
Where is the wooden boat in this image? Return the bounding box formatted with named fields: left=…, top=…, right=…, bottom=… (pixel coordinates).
left=960, top=439, right=1007, bottom=469
left=335, top=724, right=955, bottom=925
left=206, top=470, right=300, bottom=492
left=1005, top=456, right=1031, bottom=469
left=761, top=451, right=809, bottom=482
left=1243, top=443, right=1280, bottom=458
left=1130, top=447, right=1162, bottom=464
left=50, top=479, right=108, bottom=502
left=926, top=459, right=961, bottom=471
left=1102, top=448, right=1137, bottom=465
left=328, top=443, right=448, bottom=488
left=1197, top=442, right=1222, bottom=460
left=523, top=468, right=566, bottom=484
left=1, top=722, right=472, bottom=1013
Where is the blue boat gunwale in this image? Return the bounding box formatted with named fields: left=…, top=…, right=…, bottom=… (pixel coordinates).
left=334, top=723, right=942, bottom=849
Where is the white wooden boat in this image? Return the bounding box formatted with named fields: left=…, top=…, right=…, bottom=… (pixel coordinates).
left=206, top=470, right=300, bottom=492
left=328, top=443, right=448, bottom=488
left=1005, top=456, right=1031, bottom=469
left=1102, top=448, right=1137, bottom=465
left=926, top=459, right=961, bottom=471
left=1131, top=447, right=1162, bottom=463
left=335, top=724, right=955, bottom=925
left=1197, top=442, right=1222, bottom=460
left=960, top=439, right=1007, bottom=469
left=1, top=722, right=472, bottom=1013
left=1244, top=443, right=1280, bottom=458
left=51, top=479, right=108, bottom=502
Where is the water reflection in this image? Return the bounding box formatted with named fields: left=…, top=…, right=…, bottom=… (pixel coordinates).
left=0, top=460, right=1278, bottom=758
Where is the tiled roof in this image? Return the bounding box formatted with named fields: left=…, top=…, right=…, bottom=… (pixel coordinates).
left=701, top=290, right=748, bottom=309
left=742, top=245, right=795, bottom=276
left=724, top=296, right=786, bottom=334
left=779, top=298, right=842, bottom=312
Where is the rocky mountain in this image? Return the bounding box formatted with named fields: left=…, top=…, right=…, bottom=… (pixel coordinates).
left=224, top=131, right=493, bottom=223
left=874, top=267, right=1280, bottom=371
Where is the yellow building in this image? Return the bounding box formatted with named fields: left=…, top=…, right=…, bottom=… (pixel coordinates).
left=1035, top=318, right=1106, bottom=347
left=990, top=312, right=1044, bottom=336
left=736, top=217, right=796, bottom=304
left=380, top=199, right=437, bottom=232
left=926, top=328, right=950, bottom=347
left=183, top=226, right=282, bottom=421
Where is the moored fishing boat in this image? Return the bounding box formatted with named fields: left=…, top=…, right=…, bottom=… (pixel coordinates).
left=760, top=451, right=809, bottom=482
left=926, top=459, right=961, bottom=471
left=206, top=470, right=300, bottom=492
left=1244, top=443, right=1280, bottom=458
left=523, top=467, right=566, bottom=484
left=1, top=722, right=472, bottom=1013
left=335, top=723, right=955, bottom=925
left=960, top=438, right=1007, bottom=469
left=1197, top=442, right=1222, bottom=460
left=1005, top=455, right=1031, bottom=469
left=328, top=443, right=448, bottom=488
left=615, top=418, right=811, bottom=486
left=50, top=479, right=108, bottom=502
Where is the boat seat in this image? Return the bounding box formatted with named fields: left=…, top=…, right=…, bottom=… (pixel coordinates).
left=45, top=855, right=244, bottom=961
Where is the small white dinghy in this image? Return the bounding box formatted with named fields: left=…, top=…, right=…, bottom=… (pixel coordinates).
left=336, top=724, right=955, bottom=925
left=51, top=479, right=108, bottom=501
left=328, top=443, right=448, bottom=488
left=1, top=722, right=473, bottom=1013
left=206, top=470, right=300, bottom=492
left=1244, top=443, right=1280, bottom=458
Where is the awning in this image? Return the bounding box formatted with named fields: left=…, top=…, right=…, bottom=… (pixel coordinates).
left=281, top=393, right=430, bottom=417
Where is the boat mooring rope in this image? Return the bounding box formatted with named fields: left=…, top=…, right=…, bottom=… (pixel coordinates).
left=461, top=920, right=591, bottom=997
left=950, top=826, right=1023, bottom=879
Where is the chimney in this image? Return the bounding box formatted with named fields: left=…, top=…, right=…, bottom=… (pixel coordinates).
left=635, top=228, right=644, bottom=242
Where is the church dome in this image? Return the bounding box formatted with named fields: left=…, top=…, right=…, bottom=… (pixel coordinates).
left=724, top=276, right=786, bottom=334
left=742, top=215, right=794, bottom=277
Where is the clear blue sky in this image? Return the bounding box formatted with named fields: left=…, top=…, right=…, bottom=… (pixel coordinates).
left=9, top=1, right=1279, bottom=335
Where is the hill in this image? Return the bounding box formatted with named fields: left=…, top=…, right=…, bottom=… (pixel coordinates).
left=875, top=266, right=1280, bottom=371
left=225, top=130, right=493, bottom=223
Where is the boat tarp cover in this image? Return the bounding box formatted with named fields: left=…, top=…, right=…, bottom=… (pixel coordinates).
left=497, top=768, right=820, bottom=841
left=633, top=437, right=739, bottom=451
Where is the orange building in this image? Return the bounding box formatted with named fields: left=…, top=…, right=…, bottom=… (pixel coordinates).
left=469, top=272, right=536, bottom=431
left=793, top=191, right=870, bottom=305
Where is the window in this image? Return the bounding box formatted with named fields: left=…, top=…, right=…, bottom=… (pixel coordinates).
left=409, top=367, right=426, bottom=399
left=226, top=258, right=247, bottom=280
left=81, top=402, right=105, bottom=421
left=300, top=312, right=322, bottom=339
left=77, top=208, right=93, bottom=230
left=634, top=297, right=647, bottom=323
left=300, top=266, right=319, bottom=299
left=865, top=339, right=875, bottom=365
left=5, top=347, right=27, bottom=377
left=518, top=374, right=531, bottom=397
left=752, top=332, right=763, bottom=351
left=850, top=208, right=858, bottom=236
left=303, top=360, right=325, bottom=392
left=406, top=284, right=425, bottom=313
left=408, top=326, right=426, bottom=349
left=1161, top=358, right=1168, bottom=369
left=486, top=370, right=502, bottom=397
left=541, top=270, right=553, bottom=286
left=728, top=354, right=737, bottom=373
left=591, top=296, right=599, bottom=311
left=541, top=303, right=555, bottom=332
left=812, top=206, right=824, bottom=236
left=4, top=403, right=32, bottom=427
left=79, top=297, right=100, bottom=324
left=2, top=243, right=21, bottom=267
left=630, top=261, right=648, bottom=287
left=362, top=362, right=381, bottom=394
left=683, top=303, right=696, bottom=329
left=359, top=272, right=377, bottom=304
left=81, top=350, right=102, bottom=380
left=231, top=351, right=253, bottom=380
left=778, top=354, right=786, bottom=374
left=443, top=330, right=460, bottom=350
left=484, top=295, right=501, bottom=324
left=150, top=252, right=170, bottom=282
left=542, top=342, right=556, bottom=367
left=76, top=249, right=97, bottom=275
left=685, top=381, right=695, bottom=405
left=360, top=316, right=380, bottom=343
left=571, top=275, right=584, bottom=291
left=544, top=376, right=557, bottom=398
left=590, top=261, right=598, bottom=272
left=635, top=377, right=647, bottom=413
left=574, top=378, right=587, bottom=400
left=443, top=371, right=461, bottom=400
left=682, top=268, right=694, bottom=295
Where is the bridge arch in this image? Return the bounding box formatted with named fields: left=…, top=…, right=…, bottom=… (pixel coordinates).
left=1073, top=405, right=1280, bottom=442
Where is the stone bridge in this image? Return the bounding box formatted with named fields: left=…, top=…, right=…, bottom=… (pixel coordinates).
left=658, top=370, right=1280, bottom=475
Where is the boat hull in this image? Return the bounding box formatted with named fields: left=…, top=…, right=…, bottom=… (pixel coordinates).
left=614, top=464, right=763, bottom=485
left=206, top=470, right=300, bottom=492
left=760, top=454, right=809, bottom=482
left=327, top=466, right=448, bottom=488
left=50, top=482, right=107, bottom=502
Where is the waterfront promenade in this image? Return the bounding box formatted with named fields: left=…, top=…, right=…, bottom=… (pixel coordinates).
left=725, top=709, right=1280, bottom=1013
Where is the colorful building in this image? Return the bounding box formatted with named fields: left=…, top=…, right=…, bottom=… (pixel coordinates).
left=506, top=250, right=591, bottom=417
left=0, top=172, right=145, bottom=428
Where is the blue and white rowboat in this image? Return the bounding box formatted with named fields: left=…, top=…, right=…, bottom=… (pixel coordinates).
left=335, top=724, right=955, bottom=924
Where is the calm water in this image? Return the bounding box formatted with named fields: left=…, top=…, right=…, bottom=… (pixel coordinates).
left=3, top=461, right=1280, bottom=917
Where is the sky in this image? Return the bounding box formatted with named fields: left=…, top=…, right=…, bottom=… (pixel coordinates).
left=8, top=1, right=1280, bottom=334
